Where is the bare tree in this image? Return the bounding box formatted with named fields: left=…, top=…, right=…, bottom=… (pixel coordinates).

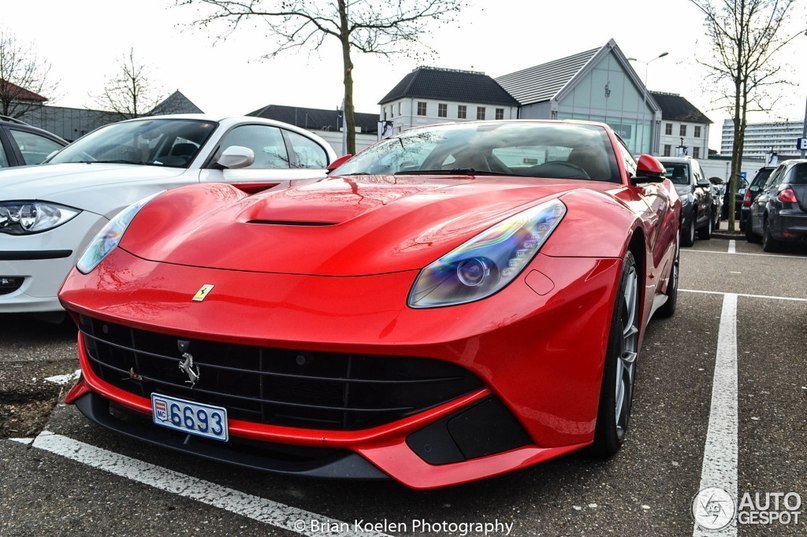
left=97, top=47, right=164, bottom=119
left=177, top=0, right=466, bottom=154
left=0, top=30, right=55, bottom=118
left=689, top=0, right=803, bottom=231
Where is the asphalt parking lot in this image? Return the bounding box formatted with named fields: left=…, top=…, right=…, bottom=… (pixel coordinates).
left=1, top=235, right=805, bottom=537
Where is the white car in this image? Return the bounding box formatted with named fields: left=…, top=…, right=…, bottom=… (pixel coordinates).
left=0, top=115, right=337, bottom=314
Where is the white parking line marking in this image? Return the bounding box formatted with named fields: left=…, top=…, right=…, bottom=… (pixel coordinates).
left=682, top=249, right=807, bottom=259
left=693, top=293, right=738, bottom=537
left=680, top=288, right=807, bottom=303
left=11, top=432, right=387, bottom=537
left=727, top=240, right=736, bottom=254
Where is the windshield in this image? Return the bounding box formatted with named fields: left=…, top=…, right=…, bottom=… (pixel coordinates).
left=48, top=119, right=218, bottom=168
left=659, top=162, right=691, bottom=185
left=332, top=122, right=621, bottom=182
left=751, top=168, right=773, bottom=187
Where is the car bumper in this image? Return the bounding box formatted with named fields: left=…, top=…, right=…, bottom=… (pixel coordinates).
left=60, top=248, right=621, bottom=488
left=771, top=209, right=807, bottom=241
left=0, top=211, right=107, bottom=313
left=740, top=206, right=751, bottom=229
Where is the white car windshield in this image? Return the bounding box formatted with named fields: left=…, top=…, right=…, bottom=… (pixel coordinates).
left=48, top=119, right=219, bottom=168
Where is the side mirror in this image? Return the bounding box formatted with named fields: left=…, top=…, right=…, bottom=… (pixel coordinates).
left=327, top=153, right=353, bottom=173
left=631, top=154, right=666, bottom=185
left=216, top=146, right=254, bottom=169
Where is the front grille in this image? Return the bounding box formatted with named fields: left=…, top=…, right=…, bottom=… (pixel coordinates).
left=79, top=316, right=483, bottom=431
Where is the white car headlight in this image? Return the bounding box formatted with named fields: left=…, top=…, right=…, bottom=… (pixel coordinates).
left=0, top=201, right=81, bottom=235
left=408, top=199, right=566, bottom=308
left=76, top=192, right=162, bottom=274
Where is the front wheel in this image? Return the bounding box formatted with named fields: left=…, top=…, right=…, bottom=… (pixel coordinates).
left=746, top=219, right=760, bottom=243
left=681, top=216, right=696, bottom=247
left=698, top=210, right=713, bottom=240
left=591, top=251, right=640, bottom=456
left=762, top=218, right=781, bottom=252
left=656, top=238, right=679, bottom=319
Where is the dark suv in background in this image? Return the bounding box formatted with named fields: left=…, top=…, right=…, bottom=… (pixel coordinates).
left=746, top=160, right=807, bottom=251
left=739, top=166, right=775, bottom=231
left=0, top=116, right=66, bottom=168
left=658, top=157, right=714, bottom=246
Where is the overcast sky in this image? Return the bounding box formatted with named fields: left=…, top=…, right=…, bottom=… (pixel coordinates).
left=3, top=0, right=806, bottom=150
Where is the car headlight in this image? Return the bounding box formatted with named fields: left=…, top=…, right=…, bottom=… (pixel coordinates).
left=408, top=199, right=566, bottom=308
left=0, top=201, right=81, bottom=235
left=76, top=192, right=162, bottom=274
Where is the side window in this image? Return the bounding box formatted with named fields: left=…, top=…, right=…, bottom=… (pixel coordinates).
left=217, top=125, right=289, bottom=169
left=285, top=130, right=328, bottom=168
left=616, top=137, right=637, bottom=178
left=764, top=167, right=785, bottom=189
left=0, top=138, right=9, bottom=167
left=9, top=130, right=64, bottom=165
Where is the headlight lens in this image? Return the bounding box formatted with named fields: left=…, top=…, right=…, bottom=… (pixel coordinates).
left=76, top=192, right=161, bottom=274
left=0, top=202, right=81, bottom=235
left=408, top=199, right=566, bottom=308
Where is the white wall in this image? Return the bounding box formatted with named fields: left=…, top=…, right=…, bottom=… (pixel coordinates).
left=313, top=130, right=377, bottom=156
left=700, top=158, right=770, bottom=183
left=380, top=98, right=518, bottom=132
left=660, top=121, right=710, bottom=159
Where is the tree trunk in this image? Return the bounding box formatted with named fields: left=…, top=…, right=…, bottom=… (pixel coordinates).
left=338, top=0, right=356, bottom=155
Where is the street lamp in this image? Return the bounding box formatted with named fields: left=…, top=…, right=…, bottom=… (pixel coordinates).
left=628, top=52, right=668, bottom=154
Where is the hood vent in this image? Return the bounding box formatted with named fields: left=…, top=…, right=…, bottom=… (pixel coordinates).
left=247, top=219, right=337, bottom=226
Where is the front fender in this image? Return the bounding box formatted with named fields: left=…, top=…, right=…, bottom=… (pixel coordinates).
left=541, top=188, right=642, bottom=259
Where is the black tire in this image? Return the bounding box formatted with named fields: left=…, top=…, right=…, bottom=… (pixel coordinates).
left=746, top=220, right=760, bottom=243
left=591, top=251, right=639, bottom=456
left=762, top=218, right=781, bottom=252
left=698, top=210, right=713, bottom=240
left=656, top=238, right=679, bottom=319
left=681, top=216, right=695, bottom=247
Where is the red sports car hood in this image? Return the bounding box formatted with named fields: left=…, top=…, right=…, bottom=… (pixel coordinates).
left=120, top=175, right=615, bottom=276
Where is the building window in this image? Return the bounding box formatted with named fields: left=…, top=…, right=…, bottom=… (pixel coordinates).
left=457, top=105, right=467, bottom=119
left=438, top=103, right=447, bottom=118
left=680, top=125, right=687, bottom=136
left=693, top=147, right=700, bottom=159
left=694, top=126, right=701, bottom=138
left=663, top=144, right=671, bottom=157
left=476, top=107, right=486, bottom=120
left=495, top=108, right=504, bottom=120
left=665, top=123, right=673, bottom=135
left=417, top=102, right=427, bottom=116
left=397, top=103, right=401, bottom=115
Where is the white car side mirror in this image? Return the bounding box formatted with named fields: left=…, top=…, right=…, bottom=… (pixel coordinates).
left=217, top=146, right=255, bottom=169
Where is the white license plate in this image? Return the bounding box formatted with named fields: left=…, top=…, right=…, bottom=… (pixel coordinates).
left=151, top=393, right=228, bottom=442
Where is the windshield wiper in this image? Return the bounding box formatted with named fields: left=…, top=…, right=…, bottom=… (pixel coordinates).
left=91, top=159, right=148, bottom=165
left=395, top=168, right=522, bottom=177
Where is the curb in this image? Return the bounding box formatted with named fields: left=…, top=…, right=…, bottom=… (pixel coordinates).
left=712, top=232, right=744, bottom=240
